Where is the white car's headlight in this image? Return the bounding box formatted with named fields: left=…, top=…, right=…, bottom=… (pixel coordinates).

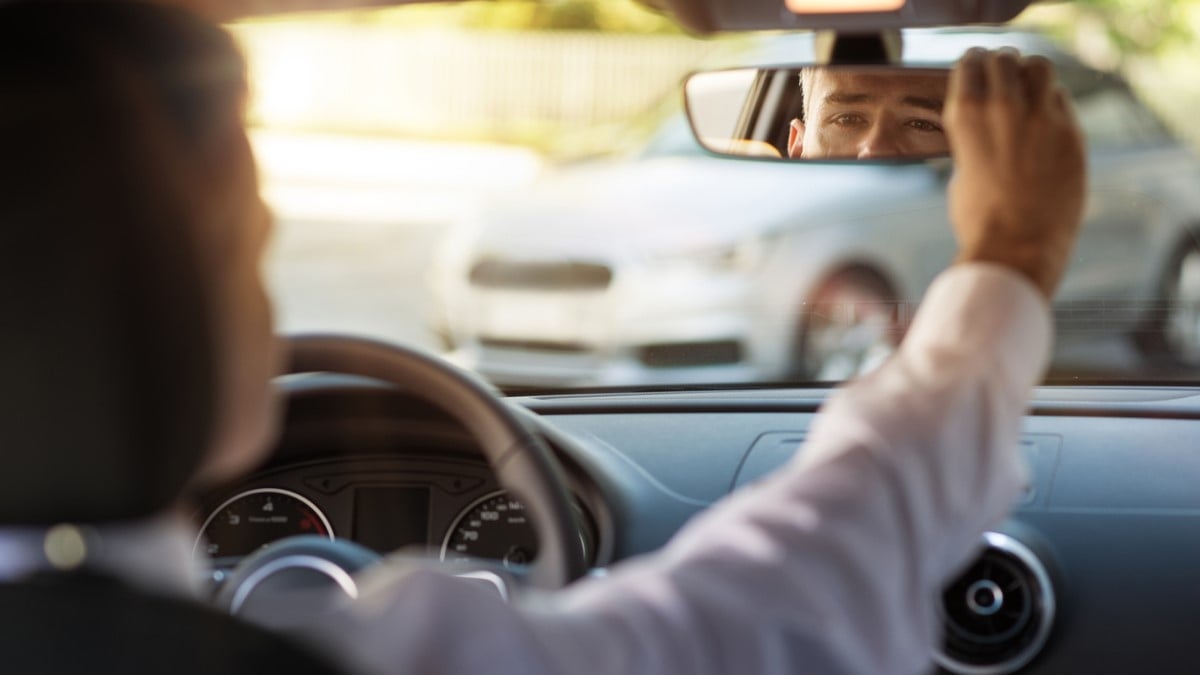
left=654, top=234, right=775, bottom=274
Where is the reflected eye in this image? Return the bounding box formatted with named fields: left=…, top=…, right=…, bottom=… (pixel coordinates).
left=829, top=113, right=867, bottom=128
left=906, top=118, right=944, bottom=133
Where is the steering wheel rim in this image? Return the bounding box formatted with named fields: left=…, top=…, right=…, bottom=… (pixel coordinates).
left=284, top=333, right=588, bottom=588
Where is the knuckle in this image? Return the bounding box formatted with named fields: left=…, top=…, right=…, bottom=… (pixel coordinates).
left=1023, top=58, right=1054, bottom=85
left=989, top=95, right=1019, bottom=114
left=1022, top=54, right=1052, bottom=69
left=960, top=46, right=987, bottom=62
left=992, top=50, right=1020, bottom=67
left=944, top=98, right=981, bottom=123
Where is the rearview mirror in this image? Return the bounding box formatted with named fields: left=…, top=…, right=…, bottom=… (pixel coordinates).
left=684, top=65, right=950, bottom=161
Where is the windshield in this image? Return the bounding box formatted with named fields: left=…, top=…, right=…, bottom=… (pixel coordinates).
left=240, top=0, right=1200, bottom=392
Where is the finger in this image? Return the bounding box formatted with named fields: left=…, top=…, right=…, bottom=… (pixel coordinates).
left=945, top=49, right=988, bottom=154
left=951, top=47, right=988, bottom=102
left=1020, top=55, right=1055, bottom=110
left=1051, top=85, right=1072, bottom=117
left=1051, top=85, right=1081, bottom=132
left=984, top=49, right=1024, bottom=107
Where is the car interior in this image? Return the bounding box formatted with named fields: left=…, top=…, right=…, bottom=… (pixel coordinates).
left=11, top=0, right=1200, bottom=674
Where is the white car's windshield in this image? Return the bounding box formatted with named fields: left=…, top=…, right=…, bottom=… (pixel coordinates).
left=242, top=0, right=1200, bottom=391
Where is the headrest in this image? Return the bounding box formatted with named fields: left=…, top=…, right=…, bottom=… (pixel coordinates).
left=0, top=2, right=242, bottom=524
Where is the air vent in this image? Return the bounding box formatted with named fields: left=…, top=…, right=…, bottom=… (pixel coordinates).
left=935, top=532, right=1055, bottom=675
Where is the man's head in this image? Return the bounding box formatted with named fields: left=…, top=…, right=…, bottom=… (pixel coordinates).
left=788, top=67, right=950, bottom=159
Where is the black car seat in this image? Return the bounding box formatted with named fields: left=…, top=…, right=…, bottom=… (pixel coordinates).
left=0, top=5, right=347, bottom=673
left=0, top=571, right=346, bottom=675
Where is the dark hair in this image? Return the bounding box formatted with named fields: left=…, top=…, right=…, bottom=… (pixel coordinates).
left=0, top=1, right=247, bottom=524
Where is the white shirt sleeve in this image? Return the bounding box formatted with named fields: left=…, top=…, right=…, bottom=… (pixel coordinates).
left=305, top=262, right=1053, bottom=675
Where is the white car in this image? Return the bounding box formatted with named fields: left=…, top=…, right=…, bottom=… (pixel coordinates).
left=429, top=29, right=1200, bottom=387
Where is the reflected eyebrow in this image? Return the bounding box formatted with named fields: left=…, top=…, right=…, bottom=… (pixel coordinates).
left=901, top=96, right=944, bottom=113
left=824, top=92, right=874, bottom=106
left=823, top=92, right=944, bottom=113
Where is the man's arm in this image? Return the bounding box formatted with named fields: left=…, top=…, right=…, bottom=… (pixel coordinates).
left=310, top=264, right=1050, bottom=675
left=515, top=262, right=1049, bottom=675
left=303, top=50, right=1085, bottom=675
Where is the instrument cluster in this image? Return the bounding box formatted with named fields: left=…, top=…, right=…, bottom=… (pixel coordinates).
left=194, top=456, right=597, bottom=572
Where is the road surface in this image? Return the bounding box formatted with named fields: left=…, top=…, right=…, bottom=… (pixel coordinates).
left=254, top=129, right=542, bottom=352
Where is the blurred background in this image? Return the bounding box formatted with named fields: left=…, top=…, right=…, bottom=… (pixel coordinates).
left=236, top=0, right=1200, bottom=386
left=242, top=0, right=721, bottom=349
left=236, top=0, right=1200, bottom=150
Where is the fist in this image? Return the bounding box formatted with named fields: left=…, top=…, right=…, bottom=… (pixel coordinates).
left=944, top=48, right=1087, bottom=300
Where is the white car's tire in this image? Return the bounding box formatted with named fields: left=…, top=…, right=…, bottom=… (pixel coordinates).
left=1136, top=235, right=1200, bottom=369
left=794, top=267, right=903, bottom=381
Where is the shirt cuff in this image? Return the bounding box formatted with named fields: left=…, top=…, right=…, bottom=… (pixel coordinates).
left=900, top=262, right=1053, bottom=391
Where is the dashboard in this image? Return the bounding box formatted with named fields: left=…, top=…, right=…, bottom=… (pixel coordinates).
left=198, top=377, right=1200, bottom=674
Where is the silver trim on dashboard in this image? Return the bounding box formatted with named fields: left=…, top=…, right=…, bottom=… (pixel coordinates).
left=228, top=554, right=359, bottom=615
left=934, top=531, right=1056, bottom=675
left=454, top=570, right=510, bottom=602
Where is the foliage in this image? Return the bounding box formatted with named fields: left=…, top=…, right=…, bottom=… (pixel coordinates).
left=321, top=0, right=684, bottom=34
left=1020, top=0, right=1200, bottom=147
left=1077, top=0, right=1197, bottom=55
left=1020, top=0, right=1200, bottom=68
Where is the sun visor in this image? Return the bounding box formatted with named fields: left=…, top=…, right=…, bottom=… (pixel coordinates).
left=638, top=0, right=1035, bottom=34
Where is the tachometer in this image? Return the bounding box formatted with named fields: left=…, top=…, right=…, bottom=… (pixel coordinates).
left=195, top=488, right=333, bottom=560
left=440, top=490, right=591, bottom=568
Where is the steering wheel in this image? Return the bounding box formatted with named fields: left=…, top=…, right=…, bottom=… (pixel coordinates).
left=214, top=334, right=588, bottom=617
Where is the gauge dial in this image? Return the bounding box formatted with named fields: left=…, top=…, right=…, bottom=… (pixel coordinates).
left=195, top=488, right=333, bottom=560
left=440, top=490, right=591, bottom=569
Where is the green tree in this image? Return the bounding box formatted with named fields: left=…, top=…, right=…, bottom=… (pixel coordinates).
left=456, top=0, right=681, bottom=33
left=1023, top=0, right=1200, bottom=67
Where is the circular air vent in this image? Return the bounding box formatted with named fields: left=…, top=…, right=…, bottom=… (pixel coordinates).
left=934, top=531, right=1055, bottom=675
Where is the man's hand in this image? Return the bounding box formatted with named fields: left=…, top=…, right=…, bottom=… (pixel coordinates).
left=944, top=48, right=1087, bottom=300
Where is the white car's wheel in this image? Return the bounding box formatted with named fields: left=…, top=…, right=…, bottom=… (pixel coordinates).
left=795, top=268, right=902, bottom=381
left=1138, top=236, right=1200, bottom=368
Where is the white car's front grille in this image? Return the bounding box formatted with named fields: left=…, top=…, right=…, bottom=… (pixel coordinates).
left=469, top=259, right=613, bottom=291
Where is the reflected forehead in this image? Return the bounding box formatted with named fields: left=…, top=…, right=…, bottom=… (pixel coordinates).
left=811, top=69, right=947, bottom=109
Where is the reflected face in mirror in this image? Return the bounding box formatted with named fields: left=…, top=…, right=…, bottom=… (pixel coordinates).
left=788, top=68, right=948, bottom=159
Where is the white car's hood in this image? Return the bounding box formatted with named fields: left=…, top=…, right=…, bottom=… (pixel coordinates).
left=469, top=155, right=936, bottom=262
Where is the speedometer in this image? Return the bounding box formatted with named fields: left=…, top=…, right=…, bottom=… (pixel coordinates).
left=441, top=491, right=538, bottom=567
left=195, top=488, right=333, bottom=560
left=440, top=490, right=592, bottom=569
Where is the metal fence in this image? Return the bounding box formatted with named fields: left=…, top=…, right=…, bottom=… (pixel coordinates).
left=233, top=25, right=740, bottom=139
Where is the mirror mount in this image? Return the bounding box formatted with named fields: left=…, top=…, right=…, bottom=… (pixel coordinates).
left=814, top=30, right=902, bottom=65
